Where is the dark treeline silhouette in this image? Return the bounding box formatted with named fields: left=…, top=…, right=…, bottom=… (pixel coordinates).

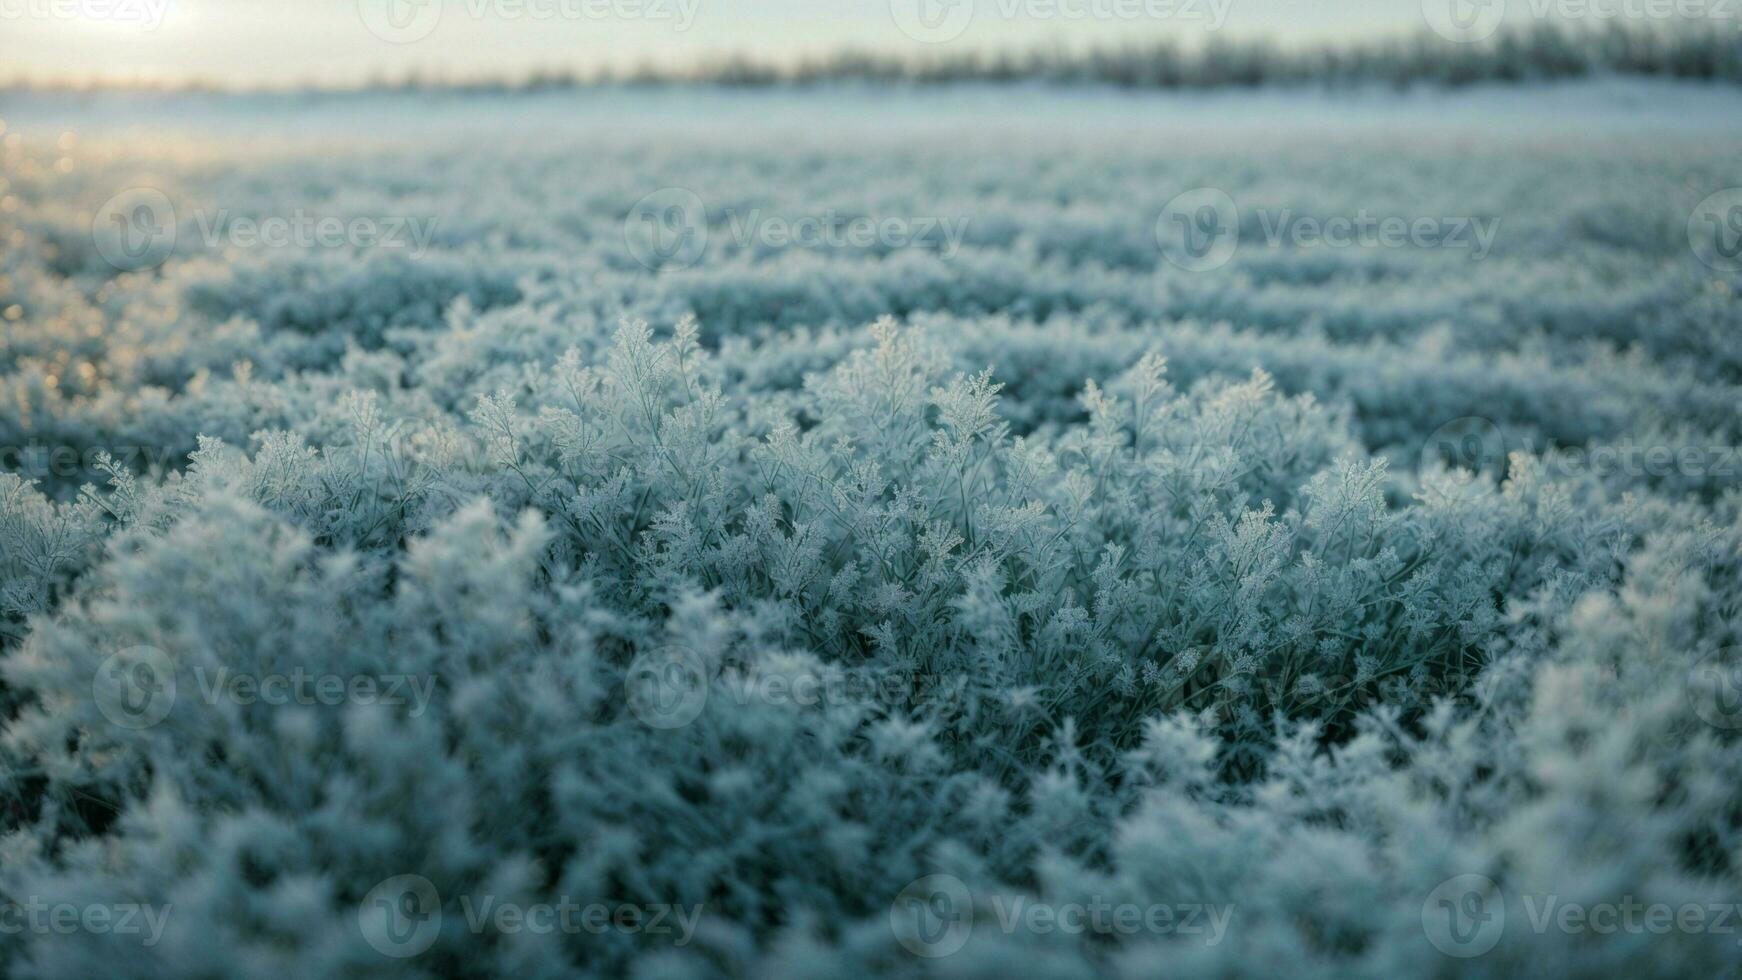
left=10, top=22, right=1742, bottom=94
left=769, top=23, right=1742, bottom=90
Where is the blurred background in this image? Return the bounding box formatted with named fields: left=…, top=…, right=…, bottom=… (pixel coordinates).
left=4, top=0, right=1740, bottom=91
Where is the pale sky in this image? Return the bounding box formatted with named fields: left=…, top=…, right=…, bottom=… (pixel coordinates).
left=0, top=0, right=1705, bottom=88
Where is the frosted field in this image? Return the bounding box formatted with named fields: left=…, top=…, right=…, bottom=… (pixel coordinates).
left=2, top=82, right=1742, bottom=977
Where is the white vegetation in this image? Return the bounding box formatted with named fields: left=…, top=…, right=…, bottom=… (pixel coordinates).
left=0, top=89, right=1740, bottom=977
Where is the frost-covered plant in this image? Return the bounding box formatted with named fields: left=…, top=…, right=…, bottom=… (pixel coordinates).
left=0, top=90, right=1738, bottom=979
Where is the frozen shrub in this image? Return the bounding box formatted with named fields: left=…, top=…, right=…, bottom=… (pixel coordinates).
left=0, top=90, right=1738, bottom=978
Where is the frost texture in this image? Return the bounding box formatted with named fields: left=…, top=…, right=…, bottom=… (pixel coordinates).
left=0, top=88, right=1740, bottom=978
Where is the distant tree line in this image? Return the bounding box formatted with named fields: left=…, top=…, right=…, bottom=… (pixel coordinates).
left=10, top=22, right=1742, bottom=93
left=713, top=23, right=1742, bottom=90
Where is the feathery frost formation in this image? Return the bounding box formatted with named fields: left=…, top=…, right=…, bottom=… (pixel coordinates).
left=1, top=88, right=1740, bottom=977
